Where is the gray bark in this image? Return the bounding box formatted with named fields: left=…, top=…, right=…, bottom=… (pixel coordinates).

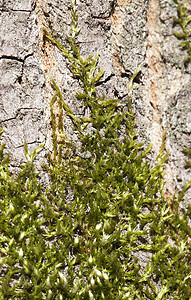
left=0, top=0, right=190, bottom=200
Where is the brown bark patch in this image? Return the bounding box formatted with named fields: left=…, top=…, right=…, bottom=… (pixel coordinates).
left=146, top=0, right=161, bottom=109
left=145, top=0, right=175, bottom=197
left=35, top=0, right=55, bottom=75
left=35, top=0, right=57, bottom=156
left=111, top=0, right=131, bottom=29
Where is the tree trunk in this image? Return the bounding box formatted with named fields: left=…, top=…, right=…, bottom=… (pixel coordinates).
left=0, top=0, right=190, bottom=200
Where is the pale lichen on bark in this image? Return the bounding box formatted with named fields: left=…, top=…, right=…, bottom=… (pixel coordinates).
left=0, top=0, right=47, bottom=166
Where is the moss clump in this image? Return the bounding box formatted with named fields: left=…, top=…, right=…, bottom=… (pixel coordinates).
left=173, top=0, right=191, bottom=66
left=0, top=1, right=191, bottom=299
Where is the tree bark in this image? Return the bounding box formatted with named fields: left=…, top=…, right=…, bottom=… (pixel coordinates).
left=0, top=0, right=190, bottom=200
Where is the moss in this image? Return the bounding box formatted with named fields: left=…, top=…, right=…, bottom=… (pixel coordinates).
left=0, top=1, right=191, bottom=299
left=173, top=0, right=191, bottom=66
left=183, top=147, right=191, bottom=168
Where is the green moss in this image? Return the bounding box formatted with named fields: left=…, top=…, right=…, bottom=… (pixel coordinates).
left=183, top=147, right=191, bottom=169
left=0, top=1, right=191, bottom=299
left=173, top=0, right=191, bottom=66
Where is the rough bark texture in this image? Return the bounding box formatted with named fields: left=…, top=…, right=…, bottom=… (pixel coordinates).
left=0, top=0, right=190, bottom=200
